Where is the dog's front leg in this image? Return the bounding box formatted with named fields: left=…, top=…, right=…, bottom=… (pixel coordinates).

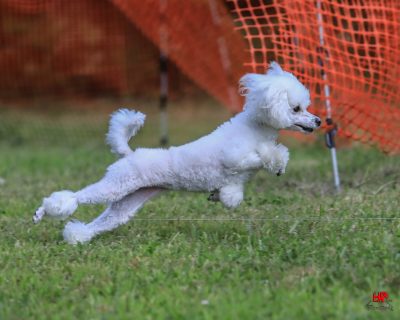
left=273, top=144, right=290, bottom=176
left=222, top=151, right=263, bottom=176
left=219, top=184, right=243, bottom=209
left=258, top=143, right=289, bottom=176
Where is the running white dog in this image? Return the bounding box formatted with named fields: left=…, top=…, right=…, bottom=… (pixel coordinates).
left=33, top=62, right=321, bottom=244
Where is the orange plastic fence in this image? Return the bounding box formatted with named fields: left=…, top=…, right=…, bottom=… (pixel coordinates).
left=0, top=0, right=247, bottom=110
left=0, top=0, right=139, bottom=97
left=227, top=0, right=400, bottom=153
left=110, top=0, right=248, bottom=111
left=1, top=0, right=399, bottom=153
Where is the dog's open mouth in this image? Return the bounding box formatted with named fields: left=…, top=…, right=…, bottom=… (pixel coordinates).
left=295, top=124, right=314, bottom=133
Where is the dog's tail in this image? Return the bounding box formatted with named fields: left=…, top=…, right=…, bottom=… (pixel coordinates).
left=106, top=109, right=146, bottom=157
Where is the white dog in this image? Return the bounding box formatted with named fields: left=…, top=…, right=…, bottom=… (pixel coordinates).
left=33, top=62, right=320, bottom=244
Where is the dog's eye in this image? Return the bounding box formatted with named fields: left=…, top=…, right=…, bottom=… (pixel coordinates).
left=293, top=106, right=301, bottom=113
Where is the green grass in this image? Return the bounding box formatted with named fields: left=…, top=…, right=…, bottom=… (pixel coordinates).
left=0, top=105, right=399, bottom=319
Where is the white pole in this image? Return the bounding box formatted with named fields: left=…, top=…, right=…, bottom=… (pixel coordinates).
left=330, top=147, right=340, bottom=189
left=316, top=0, right=341, bottom=192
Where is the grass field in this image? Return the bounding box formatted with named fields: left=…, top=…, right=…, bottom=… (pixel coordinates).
left=0, top=103, right=399, bottom=319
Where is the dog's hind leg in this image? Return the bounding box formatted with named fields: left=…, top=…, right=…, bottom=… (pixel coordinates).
left=33, top=158, right=147, bottom=223
left=62, top=187, right=163, bottom=244
left=33, top=179, right=138, bottom=224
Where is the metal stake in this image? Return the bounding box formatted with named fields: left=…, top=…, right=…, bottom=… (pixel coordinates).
left=316, top=0, right=341, bottom=192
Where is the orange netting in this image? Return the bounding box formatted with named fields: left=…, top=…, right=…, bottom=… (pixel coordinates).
left=0, top=0, right=247, bottom=110
left=1, top=0, right=399, bottom=153
left=227, top=0, right=400, bottom=153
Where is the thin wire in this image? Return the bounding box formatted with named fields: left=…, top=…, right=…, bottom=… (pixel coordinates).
left=132, top=217, right=400, bottom=222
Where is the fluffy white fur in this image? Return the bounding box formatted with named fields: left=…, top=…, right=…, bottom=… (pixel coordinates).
left=33, top=62, right=321, bottom=244
left=63, top=220, right=94, bottom=245
left=34, top=191, right=78, bottom=222
left=106, top=109, right=146, bottom=157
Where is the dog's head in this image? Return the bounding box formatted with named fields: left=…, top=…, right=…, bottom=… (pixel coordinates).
left=240, top=62, right=321, bottom=133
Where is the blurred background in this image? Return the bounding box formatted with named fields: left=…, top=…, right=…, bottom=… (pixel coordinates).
left=0, top=0, right=399, bottom=176
left=0, top=0, right=246, bottom=149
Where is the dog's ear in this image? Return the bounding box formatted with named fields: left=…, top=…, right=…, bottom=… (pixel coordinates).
left=239, top=73, right=272, bottom=110
left=267, top=61, right=284, bottom=75
left=239, top=73, right=267, bottom=96
left=239, top=72, right=289, bottom=114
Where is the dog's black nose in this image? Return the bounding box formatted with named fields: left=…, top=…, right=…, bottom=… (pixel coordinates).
left=315, top=118, right=321, bottom=127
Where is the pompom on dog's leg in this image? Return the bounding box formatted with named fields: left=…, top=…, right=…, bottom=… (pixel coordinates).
left=33, top=191, right=78, bottom=223
left=63, top=220, right=93, bottom=245
left=219, top=184, right=244, bottom=209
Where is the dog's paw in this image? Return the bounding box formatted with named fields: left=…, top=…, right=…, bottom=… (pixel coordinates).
left=42, top=191, right=78, bottom=220
left=274, top=144, right=289, bottom=176
left=33, top=191, right=78, bottom=224
left=207, top=191, right=220, bottom=202
left=260, top=144, right=289, bottom=176
left=33, top=206, right=46, bottom=224
left=63, top=220, right=93, bottom=245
